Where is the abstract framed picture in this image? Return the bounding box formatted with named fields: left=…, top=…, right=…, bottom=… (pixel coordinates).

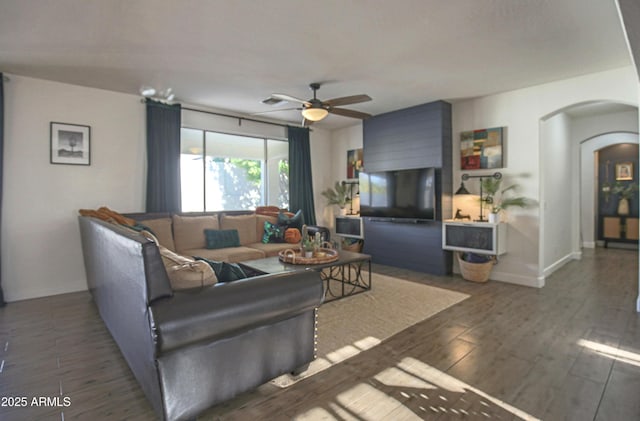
left=347, top=148, right=363, bottom=180
left=460, top=127, right=503, bottom=170
left=616, top=162, right=633, bottom=181
left=50, top=122, right=91, bottom=165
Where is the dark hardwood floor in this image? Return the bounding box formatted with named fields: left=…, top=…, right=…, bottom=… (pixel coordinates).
left=1, top=248, right=638, bottom=420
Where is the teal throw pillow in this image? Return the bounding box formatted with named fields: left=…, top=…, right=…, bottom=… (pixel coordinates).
left=262, top=221, right=286, bottom=244
left=194, top=256, right=248, bottom=283
left=204, top=229, right=240, bottom=250
left=277, top=209, right=304, bottom=231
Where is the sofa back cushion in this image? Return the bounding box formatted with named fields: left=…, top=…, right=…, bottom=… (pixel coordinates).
left=220, top=214, right=257, bottom=245
left=139, top=217, right=176, bottom=251
left=172, top=215, right=219, bottom=252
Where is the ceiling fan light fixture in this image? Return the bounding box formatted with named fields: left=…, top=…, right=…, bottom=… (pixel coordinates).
left=301, top=107, right=328, bottom=121
left=140, top=86, right=156, bottom=97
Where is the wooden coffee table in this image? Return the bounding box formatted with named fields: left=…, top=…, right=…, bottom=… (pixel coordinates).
left=240, top=250, right=372, bottom=303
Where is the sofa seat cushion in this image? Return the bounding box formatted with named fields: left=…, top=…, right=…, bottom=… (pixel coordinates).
left=151, top=270, right=324, bottom=354
left=247, top=242, right=295, bottom=257
left=138, top=217, right=176, bottom=251
left=182, top=246, right=265, bottom=263
left=220, top=214, right=257, bottom=245
left=173, top=215, right=219, bottom=252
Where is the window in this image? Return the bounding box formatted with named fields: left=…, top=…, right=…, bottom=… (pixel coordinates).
left=180, top=129, right=289, bottom=212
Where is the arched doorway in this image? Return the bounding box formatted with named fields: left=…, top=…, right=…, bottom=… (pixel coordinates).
left=539, top=101, right=639, bottom=310
left=583, top=138, right=639, bottom=248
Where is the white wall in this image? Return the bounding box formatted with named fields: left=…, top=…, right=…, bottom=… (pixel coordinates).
left=309, top=127, right=333, bottom=227
left=2, top=75, right=146, bottom=301
left=325, top=123, right=363, bottom=229
left=453, top=66, right=638, bottom=287
left=540, top=112, right=575, bottom=275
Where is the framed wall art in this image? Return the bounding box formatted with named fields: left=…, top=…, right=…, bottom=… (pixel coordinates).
left=50, top=122, right=91, bottom=165
left=460, top=127, right=504, bottom=170
left=347, top=148, right=363, bottom=179
left=616, top=162, right=633, bottom=181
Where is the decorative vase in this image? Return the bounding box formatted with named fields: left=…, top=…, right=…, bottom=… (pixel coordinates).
left=488, top=212, right=499, bottom=224
left=618, top=198, right=630, bottom=215
left=304, top=251, right=313, bottom=258
left=339, top=207, right=347, bottom=216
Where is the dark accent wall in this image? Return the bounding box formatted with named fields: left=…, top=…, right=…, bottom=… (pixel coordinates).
left=362, top=100, right=452, bottom=275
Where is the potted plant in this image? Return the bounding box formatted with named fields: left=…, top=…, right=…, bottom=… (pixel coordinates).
left=300, top=225, right=318, bottom=257
left=321, top=181, right=351, bottom=215
left=612, top=181, right=638, bottom=215
left=481, top=178, right=529, bottom=223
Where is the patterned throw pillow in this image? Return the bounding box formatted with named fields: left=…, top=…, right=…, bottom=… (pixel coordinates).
left=262, top=221, right=286, bottom=244
left=277, top=209, right=304, bottom=231
left=194, top=256, right=248, bottom=283
left=204, top=229, right=241, bottom=249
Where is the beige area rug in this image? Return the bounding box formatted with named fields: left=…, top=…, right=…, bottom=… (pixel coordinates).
left=271, top=273, right=469, bottom=387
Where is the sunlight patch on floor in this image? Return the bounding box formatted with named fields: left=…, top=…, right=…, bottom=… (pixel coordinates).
left=578, top=339, right=640, bottom=367
left=293, top=356, right=540, bottom=421
left=325, top=336, right=381, bottom=364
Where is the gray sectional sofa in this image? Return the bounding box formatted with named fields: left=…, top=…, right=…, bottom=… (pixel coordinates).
left=78, top=215, right=324, bottom=421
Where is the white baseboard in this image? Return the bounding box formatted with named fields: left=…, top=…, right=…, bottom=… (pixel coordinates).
left=543, top=253, right=577, bottom=278
left=6, top=283, right=87, bottom=303
left=582, top=241, right=596, bottom=249
left=490, top=270, right=545, bottom=288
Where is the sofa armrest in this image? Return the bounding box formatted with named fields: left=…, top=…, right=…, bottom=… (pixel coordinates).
left=150, top=270, right=323, bottom=354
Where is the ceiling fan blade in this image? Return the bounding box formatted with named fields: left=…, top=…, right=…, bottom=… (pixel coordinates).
left=329, top=107, right=372, bottom=119
left=251, top=107, right=302, bottom=116
left=272, top=93, right=311, bottom=106
left=324, top=94, right=372, bottom=107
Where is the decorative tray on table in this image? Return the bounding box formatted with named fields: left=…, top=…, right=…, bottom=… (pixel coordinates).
left=278, top=247, right=339, bottom=265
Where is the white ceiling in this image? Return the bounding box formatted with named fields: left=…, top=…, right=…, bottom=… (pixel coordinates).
left=0, top=0, right=632, bottom=129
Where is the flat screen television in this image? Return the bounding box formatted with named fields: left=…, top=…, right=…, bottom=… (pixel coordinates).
left=359, top=167, right=436, bottom=220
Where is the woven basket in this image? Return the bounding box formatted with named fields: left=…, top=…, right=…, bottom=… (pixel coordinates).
left=341, top=239, right=363, bottom=253
left=457, top=252, right=495, bottom=283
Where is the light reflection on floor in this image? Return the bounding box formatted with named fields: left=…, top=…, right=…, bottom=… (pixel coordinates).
left=578, top=339, right=640, bottom=368
left=293, top=357, right=540, bottom=420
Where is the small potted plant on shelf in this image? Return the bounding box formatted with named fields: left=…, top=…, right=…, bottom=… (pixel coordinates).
left=321, top=181, right=351, bottom=215
left=481, top=178, right=529, bottom=223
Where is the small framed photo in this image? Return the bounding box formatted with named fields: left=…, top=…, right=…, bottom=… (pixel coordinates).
left=50, top=122, right=91, bottom=165
left=616, top=162, right=633, bottom=181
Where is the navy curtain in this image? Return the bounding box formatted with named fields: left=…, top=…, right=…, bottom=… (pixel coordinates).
left=146, top=99, right=182, bottom=213
left=288, top=126, right=317, bottom=225
left=0, top=73, right=5, bottom=306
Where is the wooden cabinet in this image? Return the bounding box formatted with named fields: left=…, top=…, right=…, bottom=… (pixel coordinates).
left=602, top=216, right=639, bottom=246
left=442, top=221, right=507, bottom=256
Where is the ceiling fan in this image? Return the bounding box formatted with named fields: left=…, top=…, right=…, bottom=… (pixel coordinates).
left=258, top=83, right=372, bottom=125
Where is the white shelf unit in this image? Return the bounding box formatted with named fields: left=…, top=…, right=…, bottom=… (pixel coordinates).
left=442, top=220, right=507, bottom=256
left=335, top=216, right=364, bottom=239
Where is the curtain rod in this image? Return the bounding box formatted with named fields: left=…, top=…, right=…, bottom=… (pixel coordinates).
left=182, top=106, right=303, bottom=129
